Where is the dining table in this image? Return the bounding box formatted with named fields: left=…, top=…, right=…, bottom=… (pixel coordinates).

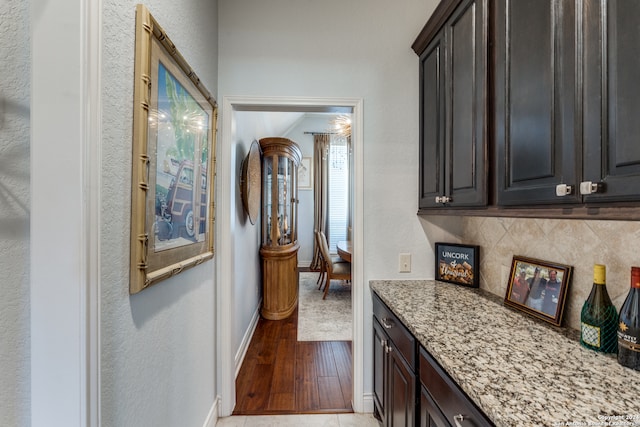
left=336, top=240, right=352, bottom=263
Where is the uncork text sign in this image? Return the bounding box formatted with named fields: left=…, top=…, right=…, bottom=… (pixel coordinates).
left=435, top=242, right=480, bottom=287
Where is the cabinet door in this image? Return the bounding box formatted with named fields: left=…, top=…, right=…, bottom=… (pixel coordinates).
left=494, top=0, right=581, bottom=205
left=418, top=0, right=488, bottom=209
left=583, top=0, right=640, bottom=202
left=420, top=347, right=493, bottom=427
left=444, top=0, right=488, bottom=207
left=373, top=318, right=387, bottom=423
left=419, top=31, right=446, bottom=209
left=388, top=343, right=417, bottom=427
left=421, top=385, right=450, bottom=427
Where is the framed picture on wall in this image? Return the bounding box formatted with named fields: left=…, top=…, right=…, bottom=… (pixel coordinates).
left=129, top=4, right=218, bottom=294
left=298, top=156, right=313, bottom=190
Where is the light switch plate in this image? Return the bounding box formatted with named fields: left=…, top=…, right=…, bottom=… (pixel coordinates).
left=399, top=253, right=411, bottom=273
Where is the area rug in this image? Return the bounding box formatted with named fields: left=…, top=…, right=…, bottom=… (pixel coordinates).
left=297, top=272, right=352, bottom=341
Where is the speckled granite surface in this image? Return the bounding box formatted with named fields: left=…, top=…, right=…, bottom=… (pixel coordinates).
left=370, top=280, right=640, bottom=427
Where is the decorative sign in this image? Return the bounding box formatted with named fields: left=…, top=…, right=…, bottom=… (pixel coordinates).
left=435, top=242, right=480, bottom=287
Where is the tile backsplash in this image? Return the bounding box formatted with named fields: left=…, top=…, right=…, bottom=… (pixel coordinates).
left=460, top=217, right=640, bottom=331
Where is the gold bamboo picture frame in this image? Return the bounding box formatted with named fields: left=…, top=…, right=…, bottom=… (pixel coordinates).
left=130, top=4, right=217, bottom=294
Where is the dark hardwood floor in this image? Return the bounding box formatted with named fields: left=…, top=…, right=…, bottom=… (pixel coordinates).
left=233, top=303, right=353, bottom=415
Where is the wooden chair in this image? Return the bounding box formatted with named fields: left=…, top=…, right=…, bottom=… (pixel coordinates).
left=314, top=231, right=348, bottom=291
left=317, top=231, right=351, bottom=300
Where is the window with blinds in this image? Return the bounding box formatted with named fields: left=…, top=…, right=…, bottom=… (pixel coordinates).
left=327, top=135, right=349, bottom=253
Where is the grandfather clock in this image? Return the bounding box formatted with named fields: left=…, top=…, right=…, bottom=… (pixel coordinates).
left=259, top=137, right=302, bottom=320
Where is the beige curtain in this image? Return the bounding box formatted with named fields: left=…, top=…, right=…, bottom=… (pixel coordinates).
left=347, top=135, right=352, bottom=240
left=310, top=133, right=330, bottom=270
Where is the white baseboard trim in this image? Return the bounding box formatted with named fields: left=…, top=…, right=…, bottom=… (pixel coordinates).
left=361, top=393, right=375, bottom=413
left=298, top=259, right=312, bottom=269
left=235, top=302, right=261, bottom=378
left=202, top=397, right=218, bottom=427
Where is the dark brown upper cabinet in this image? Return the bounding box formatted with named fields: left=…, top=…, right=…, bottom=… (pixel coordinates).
left=413, top=0, right=489, bottom=209
left=416, top=0, right=640, bottom=215
left=495, top=0, right=640, bottom=206
left=583, top=0, right=640, bottom=203
left=494, top=0, right=581, bottom=205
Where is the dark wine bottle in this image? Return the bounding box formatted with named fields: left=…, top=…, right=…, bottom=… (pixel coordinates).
left=618, top=267, right=640, bottom=370
left=580, top=264, right=618, bottom=353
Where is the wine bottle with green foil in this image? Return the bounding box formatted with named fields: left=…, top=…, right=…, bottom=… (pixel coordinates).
left=618, top=267, right=640, bottom=370
left=580, top=264, right=618, bottom=353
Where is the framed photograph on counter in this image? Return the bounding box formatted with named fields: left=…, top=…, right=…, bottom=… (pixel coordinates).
left=435, top=242, right=479, bottom=287
left=504, top=256, right=572, bottom=326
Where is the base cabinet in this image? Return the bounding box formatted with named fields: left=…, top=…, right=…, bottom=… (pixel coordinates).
left=373, top=291, right=493, bottom=427
left=419, top=347, right=493, bottom=427
left=420, top=386, right=450, bottom=427
left=373, top=294, right=417, bottom=427
left=387, top=325, right=416, bottom=427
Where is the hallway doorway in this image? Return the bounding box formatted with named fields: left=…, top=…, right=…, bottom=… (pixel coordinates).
left=217, top=96, right=364, bottom=417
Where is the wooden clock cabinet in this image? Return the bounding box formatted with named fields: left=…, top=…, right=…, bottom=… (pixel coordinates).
left=259, top=137, right=302, bottom=320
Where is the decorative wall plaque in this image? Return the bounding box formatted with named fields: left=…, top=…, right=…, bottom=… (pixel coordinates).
left=435, top=242, right=480, bottom=287
left=240, top=140, right=261, bottom=225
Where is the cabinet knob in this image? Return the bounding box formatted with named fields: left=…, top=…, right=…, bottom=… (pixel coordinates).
left=579, top=181, right=604, bottom=195
left=381, top=318, right=394, bottom=329
left=555, top=184, right=573, bottom=196
left=453, top=414, right=464, bottom=427
left=435, top=196, right=452, bottom=204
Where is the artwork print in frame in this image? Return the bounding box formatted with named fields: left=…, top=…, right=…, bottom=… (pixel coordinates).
left=130, top=4, right=218, bottom=294
left=298, top=156, right=312, bottom=190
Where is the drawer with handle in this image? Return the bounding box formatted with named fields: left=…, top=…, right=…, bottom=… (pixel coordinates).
left=420, top=346, right=494, bottom=427
left=372, top=292, right=416, bottom=367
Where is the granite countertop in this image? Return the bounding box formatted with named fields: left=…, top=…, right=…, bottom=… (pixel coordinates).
left=370, top=280, right=640, bottom=427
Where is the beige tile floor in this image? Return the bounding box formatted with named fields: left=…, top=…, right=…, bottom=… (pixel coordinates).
left=216, top=413, right=380, bottom=426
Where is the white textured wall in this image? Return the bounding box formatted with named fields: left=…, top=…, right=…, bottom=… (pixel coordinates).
left=0, top=1, right=30, bottom=425
left=231, top=111, right=271, bottom=358
left=219, top=0, right=443, bottom=400
left=101, top=1, right=218, bottom=425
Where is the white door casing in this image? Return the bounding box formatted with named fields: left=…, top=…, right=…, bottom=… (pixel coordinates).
left=217, top=96, right=365, bottom=416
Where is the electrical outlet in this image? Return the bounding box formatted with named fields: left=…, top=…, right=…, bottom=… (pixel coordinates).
left=399, top=253, right=411, bottom=273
